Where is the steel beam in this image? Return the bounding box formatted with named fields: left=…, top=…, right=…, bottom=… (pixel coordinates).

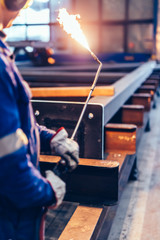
left=90, top=61, right=156, bottom=124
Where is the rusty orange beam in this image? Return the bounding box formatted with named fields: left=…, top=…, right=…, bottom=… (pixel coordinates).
left=31, top=86, right=115, bottom=98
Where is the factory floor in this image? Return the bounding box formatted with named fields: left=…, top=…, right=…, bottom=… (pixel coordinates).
left=108, top=97, right=160, bottom=240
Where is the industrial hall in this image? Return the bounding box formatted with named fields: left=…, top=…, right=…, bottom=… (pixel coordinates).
left=0, top=0, right=160, bottom=239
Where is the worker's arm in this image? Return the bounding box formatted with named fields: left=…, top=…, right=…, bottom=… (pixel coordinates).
left=36, top=124, right=55, bottom=153
left=0, top=142, right=65, bottom=209
left=0, top=59, right=65, bottom=209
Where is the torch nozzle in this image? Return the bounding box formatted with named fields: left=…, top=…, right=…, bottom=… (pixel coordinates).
left=90, top=51, right=101, bottom=64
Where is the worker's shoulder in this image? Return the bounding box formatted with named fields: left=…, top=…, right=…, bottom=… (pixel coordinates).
left=0, top=45, right=14, bottom=73
left=0, top=38, right=13, bottom=62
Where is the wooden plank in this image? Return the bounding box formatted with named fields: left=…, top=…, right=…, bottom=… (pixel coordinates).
left=40, top=152, right=133, bottom=176
left=31, top=86, right=114, bottom=97
left=105, top=123, right=137, bottom=154
left=132, top=93, right=151, bottom=111
left=139, top=85, right=156, bottom=91
left=40, top=155, right=119, bottom=168
left=105, top=123, right=137, bottom=131
left=58, top=206, right=102, bottom=240
left=40, top=153, right=129, bottom=173
left=138, top=85, right=156, bottom=99
left=122, top=104, right=144, bottom=126
left=45, top=202, right=79, bottom=240
left=143, top=79, right=159, bottom=88
left=40, top=155, right=119, bottom=204
left=105, top=151, right=127, bottom=171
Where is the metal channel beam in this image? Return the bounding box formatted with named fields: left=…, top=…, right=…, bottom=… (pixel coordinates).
left=21, top=70, right=125, bottom=88
left=90, top=61, right=156, bottom=124
left=19, top=62, right=141, bottom=87
left=22, top=71, right=124, bottom=84
left=18, top=62, right=141, bottom=73
left=32, top=61, right=156, bottom=159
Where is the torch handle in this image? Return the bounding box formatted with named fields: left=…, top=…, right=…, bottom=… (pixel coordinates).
left=53, top=55, right=102, bottom=177
left=71, top=60, right=102, bottom=140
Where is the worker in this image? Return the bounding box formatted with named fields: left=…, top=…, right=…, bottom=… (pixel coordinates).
left=0, top=0, right=79, bottom=239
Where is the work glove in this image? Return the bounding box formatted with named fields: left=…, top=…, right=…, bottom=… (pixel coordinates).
left=50, top=127, right=79, bottom=172
left=46, top=170, right=66, bottom=207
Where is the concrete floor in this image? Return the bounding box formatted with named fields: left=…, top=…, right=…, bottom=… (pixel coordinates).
left=108, top=97, right=160, bottom=240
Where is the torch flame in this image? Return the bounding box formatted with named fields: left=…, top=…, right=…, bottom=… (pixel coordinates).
left=57, top=8, right=91, bottom=52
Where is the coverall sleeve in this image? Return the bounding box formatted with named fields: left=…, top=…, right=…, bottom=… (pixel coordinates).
left=0, top=58, right=57, bottom=209
left=37, top=124, right=55, bottom=153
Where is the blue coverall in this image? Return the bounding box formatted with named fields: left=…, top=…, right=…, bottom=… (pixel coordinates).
left=0, top=34, right=57, bottom=239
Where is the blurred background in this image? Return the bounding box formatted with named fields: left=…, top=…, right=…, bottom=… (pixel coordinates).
left=4, top=0, right=160, bottom=65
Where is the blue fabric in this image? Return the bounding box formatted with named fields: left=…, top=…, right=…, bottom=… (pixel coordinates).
left=0, top=37, right=56, bottom=239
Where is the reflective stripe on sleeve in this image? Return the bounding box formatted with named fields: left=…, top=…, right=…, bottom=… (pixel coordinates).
left=0, top=129, right=28, bottom=158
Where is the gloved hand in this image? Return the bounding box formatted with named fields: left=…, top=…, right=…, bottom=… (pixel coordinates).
left=50, top=127, right=79, bottom=172
left=46, top=170, right=66, bottom=207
